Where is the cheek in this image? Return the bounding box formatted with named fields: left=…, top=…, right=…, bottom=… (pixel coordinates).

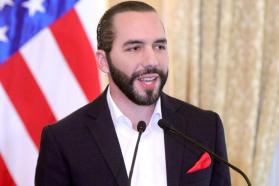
left=157, top=51, right=168, bottom=63
left=118, top=60, right=136, bottom=75
left=110, top=54, right=135, bottom=75
left=159, top=57, right=168, bottom=72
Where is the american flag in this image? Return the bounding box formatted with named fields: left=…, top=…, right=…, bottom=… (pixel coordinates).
left=0, top=0, right=104, bottom=185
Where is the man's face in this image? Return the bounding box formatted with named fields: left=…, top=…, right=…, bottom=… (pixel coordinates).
left=108, top=11, right=169, bottom=105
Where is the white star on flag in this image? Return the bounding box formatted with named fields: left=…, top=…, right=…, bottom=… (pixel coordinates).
left=0, top=25, right=9, bottom=42
left=0, top=0, right=14, bottom=11
left=22, top=0, right=45, bottom=16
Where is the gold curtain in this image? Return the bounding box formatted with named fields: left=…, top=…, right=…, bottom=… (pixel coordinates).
left=106, top=0, right=279, bottom=185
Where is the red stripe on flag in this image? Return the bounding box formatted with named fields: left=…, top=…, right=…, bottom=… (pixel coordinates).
left=0, top=53, right=56, bottom=148
left=50, top=9, right=100, bottom=101
left=0, top=155, right=16, bottom=186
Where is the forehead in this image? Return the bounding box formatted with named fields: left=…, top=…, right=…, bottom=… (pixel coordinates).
left=112, top=11, right=165, bottom=43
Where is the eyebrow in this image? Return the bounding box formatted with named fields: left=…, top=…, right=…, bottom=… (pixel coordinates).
left=123, top=40, right=144, bottom=47
left=154, top=38, right=167, bottom=44
left=123, top=38, right=167, bottom=47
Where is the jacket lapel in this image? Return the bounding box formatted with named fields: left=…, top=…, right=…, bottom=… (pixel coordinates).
left=84, top=89, right=129, bottom=186
left=161, top=93, right=186, bottom=186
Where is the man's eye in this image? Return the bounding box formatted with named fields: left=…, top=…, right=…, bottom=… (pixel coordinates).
left=155, top=44, right=166, bottom=50
left=126, top=46, right=141, bottom=51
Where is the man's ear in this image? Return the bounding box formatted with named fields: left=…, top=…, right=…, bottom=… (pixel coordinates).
left=96, top=50, right=110, bottom=73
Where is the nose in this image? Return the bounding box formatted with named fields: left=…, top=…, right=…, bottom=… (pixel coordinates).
left=142, top=47, right=159, bottom=67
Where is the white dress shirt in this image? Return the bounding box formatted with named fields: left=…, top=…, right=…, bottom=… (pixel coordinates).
left=106, top=88, right=167, bottom=186
left=268, top=136, right=279, bottom=186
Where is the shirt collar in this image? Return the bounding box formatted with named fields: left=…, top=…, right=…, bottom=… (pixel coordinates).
left=106, top=86, right=162, bottom=131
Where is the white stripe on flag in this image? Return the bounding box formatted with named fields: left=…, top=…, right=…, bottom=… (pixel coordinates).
left=0, top=83, right=38, bottom=186
left=20, top=29, right=88, bottom=120
left=75, top=0, right=106, bottom=89
left=75, top=0, right=105, bottom=51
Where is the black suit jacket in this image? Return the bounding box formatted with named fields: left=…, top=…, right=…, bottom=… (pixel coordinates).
left=35, top=90, right=231, bottom=186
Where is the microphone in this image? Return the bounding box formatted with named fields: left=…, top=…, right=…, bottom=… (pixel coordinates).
left=128, top=121, right=147, bottom=186
left=158, top=119, right=251, bottom=186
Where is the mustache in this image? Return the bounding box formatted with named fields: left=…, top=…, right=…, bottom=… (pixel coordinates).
left=130, top=67, right=164, bottom=82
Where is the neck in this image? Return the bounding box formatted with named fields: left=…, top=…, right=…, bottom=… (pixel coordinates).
left=109, top=84, right=156, bottom=130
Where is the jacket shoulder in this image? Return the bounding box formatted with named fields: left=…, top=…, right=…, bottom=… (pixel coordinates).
left=45, top=91, right=107, bottom=134
left=162, top=93, right=217, bottom=117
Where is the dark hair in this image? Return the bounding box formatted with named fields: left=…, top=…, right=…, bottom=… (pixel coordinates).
left=97, top=1, right=156, bottom=53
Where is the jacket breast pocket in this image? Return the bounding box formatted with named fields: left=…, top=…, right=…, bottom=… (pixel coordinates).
left=180, top=167, right=211, bottom=186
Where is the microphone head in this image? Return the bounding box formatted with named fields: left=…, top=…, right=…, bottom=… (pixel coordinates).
left=137, top=121, right=146, bottom=133
left=158, top=119, right=171, bottom=131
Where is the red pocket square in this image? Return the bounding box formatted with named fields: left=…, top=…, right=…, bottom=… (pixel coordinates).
left=186, top=152, right=211, bottom=174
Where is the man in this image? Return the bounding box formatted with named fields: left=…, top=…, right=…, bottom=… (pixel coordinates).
left=35, top=1, right=231, bottom=186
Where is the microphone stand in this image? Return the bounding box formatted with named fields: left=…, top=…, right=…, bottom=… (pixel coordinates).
left=158, top=119, right=251, bottom=186
left=128, top=121, right=146, bottom=186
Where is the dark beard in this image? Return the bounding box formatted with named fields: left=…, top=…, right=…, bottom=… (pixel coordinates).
left=107, top=56, right=168, bottom=105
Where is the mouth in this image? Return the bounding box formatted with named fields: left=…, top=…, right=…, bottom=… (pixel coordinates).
left=136, top=73, right=159, bottom=88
